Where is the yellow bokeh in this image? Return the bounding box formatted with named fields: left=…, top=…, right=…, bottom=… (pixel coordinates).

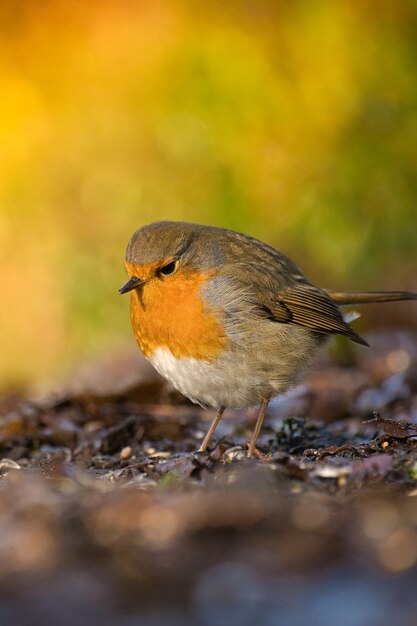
left=1, top=0, right=416, bottom=389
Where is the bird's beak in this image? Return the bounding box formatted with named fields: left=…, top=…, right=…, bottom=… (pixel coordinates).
left=118, top=276, right=145, bottom=294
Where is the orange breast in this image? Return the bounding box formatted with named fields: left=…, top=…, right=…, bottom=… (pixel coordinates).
left=128, top=266, right=228, bottom=360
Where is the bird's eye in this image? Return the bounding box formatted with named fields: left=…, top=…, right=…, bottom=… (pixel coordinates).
left=160, top=261, right=177, bottom=276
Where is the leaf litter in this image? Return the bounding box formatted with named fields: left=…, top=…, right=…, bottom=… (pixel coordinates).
left=0, top=330, right=417, bottom=625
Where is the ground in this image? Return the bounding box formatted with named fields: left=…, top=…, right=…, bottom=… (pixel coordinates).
left=0, top=329, right=417, bottom=626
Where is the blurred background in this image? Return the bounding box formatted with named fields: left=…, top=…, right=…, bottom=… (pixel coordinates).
left=1, top=0, right=416, bottom=391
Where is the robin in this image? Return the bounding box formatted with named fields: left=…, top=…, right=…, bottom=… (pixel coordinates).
left=119, top=221, right=417, bottom=457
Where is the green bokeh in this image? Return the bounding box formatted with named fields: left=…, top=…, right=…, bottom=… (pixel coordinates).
left=1, top=0, right=416, bottom=388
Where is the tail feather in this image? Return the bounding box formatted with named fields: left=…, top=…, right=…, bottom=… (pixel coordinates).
left=327, top=290, right=417, bottom=306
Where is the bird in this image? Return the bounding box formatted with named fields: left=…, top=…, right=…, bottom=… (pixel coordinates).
left=119, top=221, right=417, bottom=457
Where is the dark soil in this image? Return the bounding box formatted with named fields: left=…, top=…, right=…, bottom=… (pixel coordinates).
left=1, top=329, right=417, bottom=626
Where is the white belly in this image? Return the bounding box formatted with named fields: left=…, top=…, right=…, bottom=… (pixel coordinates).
left=149, top=347, right=236, bottom=407
left=148, top=337, right=316, bottom=409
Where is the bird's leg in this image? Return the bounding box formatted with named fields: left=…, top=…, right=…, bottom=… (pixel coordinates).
left=198, top=406, right=225, bottom=453
left=247, top=398, right=270, bottom=458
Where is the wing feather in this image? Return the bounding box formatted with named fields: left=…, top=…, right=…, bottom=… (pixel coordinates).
left=271, top=285, right=368, bottom=345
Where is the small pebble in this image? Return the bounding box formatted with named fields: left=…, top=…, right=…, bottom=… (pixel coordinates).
left=223, top=447, right=246, bottom=462
left=0, top=459, right=21, bottom=473
left=120, top=446, right=132, bottom=460
left=84, top=420, right=105, bottom=432
left=313, top=464, right=352, bottom=478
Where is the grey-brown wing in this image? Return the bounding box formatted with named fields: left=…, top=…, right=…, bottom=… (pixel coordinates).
left=264, top=282, right=368, bottom=345
left=217, top=234, right=368, bottom=346
left=228, top=263, right=368, bottom=346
